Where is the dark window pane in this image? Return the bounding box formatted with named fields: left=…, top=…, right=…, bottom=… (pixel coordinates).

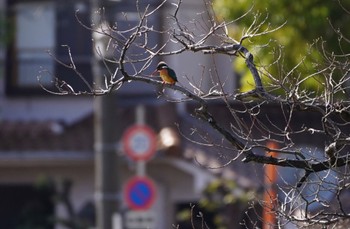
left=0, top=184, right=54, bottom=229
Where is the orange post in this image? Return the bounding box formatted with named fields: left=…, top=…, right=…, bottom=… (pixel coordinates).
left=263, top=141, right=278, bottom=229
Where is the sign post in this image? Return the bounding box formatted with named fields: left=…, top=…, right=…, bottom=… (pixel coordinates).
left=122, top=108, right=158, bottom=227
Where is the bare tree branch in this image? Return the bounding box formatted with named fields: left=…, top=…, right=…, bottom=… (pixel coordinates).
left=40, top=0, right=350, bottom=227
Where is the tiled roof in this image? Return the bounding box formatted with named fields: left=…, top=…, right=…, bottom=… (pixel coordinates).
left=0, top=103, right=181, bottom=154
left=0, top=117, right=93, bottom=152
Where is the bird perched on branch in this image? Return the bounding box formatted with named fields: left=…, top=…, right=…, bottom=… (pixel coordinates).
left=152, top=61, right=178, bottom=85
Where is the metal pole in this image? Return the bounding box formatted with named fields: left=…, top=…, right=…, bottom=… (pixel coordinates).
left=91, top=0, right=120, bottom=228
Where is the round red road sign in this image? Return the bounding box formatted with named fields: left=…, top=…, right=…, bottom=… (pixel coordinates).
left=122, top=124, right=157, bottom=161
left=124, top=176, right=156, bottom=211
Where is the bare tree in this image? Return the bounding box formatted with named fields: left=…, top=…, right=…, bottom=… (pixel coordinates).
left=39, top=0, right=350, bottom=228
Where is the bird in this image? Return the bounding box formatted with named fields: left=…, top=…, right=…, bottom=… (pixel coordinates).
left=152, top=61, right=178, bottom=85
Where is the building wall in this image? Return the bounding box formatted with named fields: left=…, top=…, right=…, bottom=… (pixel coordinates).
left=0, top=153, right=213, bottom=229
left=118, top=158, right=214, bottom=229
left=161, top=0, right=237, bottom=98
left=0, top=1, right=221, bottom=228
left=0, top=0, right=94, bottom=123
left=2, top=97, right=93, bottom=124
left=0, top=157, right=94, bottom=229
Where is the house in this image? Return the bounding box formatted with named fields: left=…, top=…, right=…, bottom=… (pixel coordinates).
left=0, top=0, right=236, bottom=228
left=1, top=0, right=346, bottom=228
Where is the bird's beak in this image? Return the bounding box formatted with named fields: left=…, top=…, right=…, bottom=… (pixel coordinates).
left=151, top=70, right=158, bottom=76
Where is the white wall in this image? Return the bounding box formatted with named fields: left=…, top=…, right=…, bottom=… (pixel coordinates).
left=2, top=97, right=93, bottom=124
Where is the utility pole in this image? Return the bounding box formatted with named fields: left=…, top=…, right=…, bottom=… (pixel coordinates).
left=91, top=0, right=120, bottom=228
left=94, top=92, right=119, bottom=229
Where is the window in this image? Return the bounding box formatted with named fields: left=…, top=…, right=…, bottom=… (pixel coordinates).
left=15, top=2, right=55, bottom=87
left=6, top=0, right=92, bottom=95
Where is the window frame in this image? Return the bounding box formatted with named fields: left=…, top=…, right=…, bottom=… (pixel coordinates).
left=5, top=0, right=93, bottom=96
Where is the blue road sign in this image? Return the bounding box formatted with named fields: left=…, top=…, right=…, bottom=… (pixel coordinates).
left=124, top=176, right=156, bottom=211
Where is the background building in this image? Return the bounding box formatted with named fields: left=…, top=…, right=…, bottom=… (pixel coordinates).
left=0, top=0, right=235, bottom=228
left=0, top=0, right=342, bottom=229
